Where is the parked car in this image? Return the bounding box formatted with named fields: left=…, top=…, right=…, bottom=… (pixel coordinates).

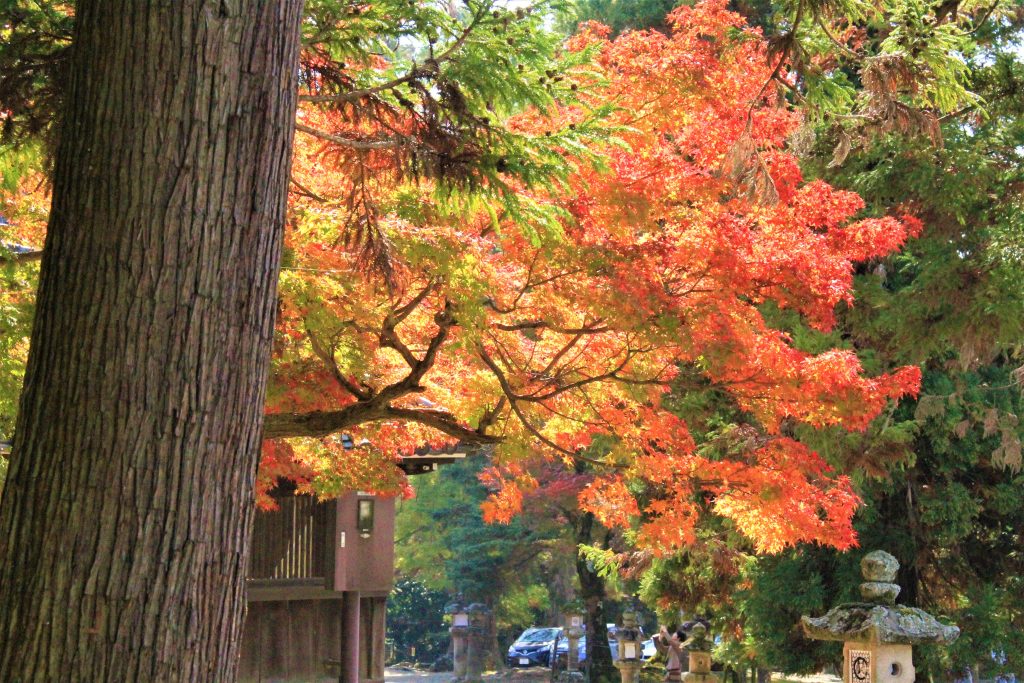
left=507, top=627, right=562, bottom=668
left=550, top=624, right=651, bottom=670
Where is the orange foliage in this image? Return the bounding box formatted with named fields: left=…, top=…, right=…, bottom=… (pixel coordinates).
left=264, top=1, right=922, bottom=553
left=0, top=2, right=926, bottom=555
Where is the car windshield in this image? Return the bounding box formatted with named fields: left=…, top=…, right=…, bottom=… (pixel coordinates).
left=520, top=628, right=559, bottom=643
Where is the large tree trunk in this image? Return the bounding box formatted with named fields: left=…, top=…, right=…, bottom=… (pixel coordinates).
left=576, top=512, right=617, bottom=683
left=0, top=1, right=303, bottom=680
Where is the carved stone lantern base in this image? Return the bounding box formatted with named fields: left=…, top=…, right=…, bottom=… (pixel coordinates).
left=615, top=659, right=643, bottom=683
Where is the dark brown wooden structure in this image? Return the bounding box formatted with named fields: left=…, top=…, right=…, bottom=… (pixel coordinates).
left=239, top=447, right=467, bottom=682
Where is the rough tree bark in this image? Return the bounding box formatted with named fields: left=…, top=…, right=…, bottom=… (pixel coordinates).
left=576, top=512, right=617, bottom=683
left=0, top=1, right=303, bottom=680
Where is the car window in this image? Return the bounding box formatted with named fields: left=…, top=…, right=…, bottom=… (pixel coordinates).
left=520, top=628, right=560, bottom=643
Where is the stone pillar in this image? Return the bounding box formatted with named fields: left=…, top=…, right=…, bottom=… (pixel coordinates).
left=465, top=603, right=491, bottom=683
left=451, top=629, right=468, bottom=679
left=341, top=591, right=361, bottom=683
left=370, top=596, right=387, bottom=681
left=614, top=609, right=643, bottom=683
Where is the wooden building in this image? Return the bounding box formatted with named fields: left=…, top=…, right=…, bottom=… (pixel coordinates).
left=239, top=446, right=467, bottom=683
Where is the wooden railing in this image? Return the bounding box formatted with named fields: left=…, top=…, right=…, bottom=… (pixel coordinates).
left=249, top=494, right=330, bottom=581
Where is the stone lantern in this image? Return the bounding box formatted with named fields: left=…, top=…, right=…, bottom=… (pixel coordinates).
left=445, top=600, right=469, bottom=679
left=682, top=623, right=716, bottom=683
left=562, top=606, right=586, bottom=681
left=464, top=603, right=491, bottom=683
left=802, top=550, right=959, bottom=683
left=614, top=609, right=644, bottom=683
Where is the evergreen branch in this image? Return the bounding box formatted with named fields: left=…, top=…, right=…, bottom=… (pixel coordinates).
left=295, top=123, right=412, bottom=150
left=298, top=4, right=488, bottom=105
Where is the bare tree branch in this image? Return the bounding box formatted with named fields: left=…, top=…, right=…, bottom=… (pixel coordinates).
left=295, top=123, right=412, bottom=150
left=493, top=319, right=609, bottom=334
left=477, top=344, right=626, bottom=469
left=306, top=325, right=371, bottom=400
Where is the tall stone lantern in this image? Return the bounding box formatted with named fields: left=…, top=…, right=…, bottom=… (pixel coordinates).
left=614, top=609, right=644, bottom=683
left=682, top=623, right=716, bottom=683
left=802, top=550, right=960, bottom=683
left=445, top=600, right=469, bottom=679
left=561, top=606, right=586, bottom=682
left=464, top=603, right=491, bottom=683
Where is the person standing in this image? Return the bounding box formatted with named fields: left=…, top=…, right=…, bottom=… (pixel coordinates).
left=654, top=626, right=685, bottom=682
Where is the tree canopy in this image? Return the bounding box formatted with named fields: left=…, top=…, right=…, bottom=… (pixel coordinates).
left=3, top=0, right=1007, bottom=557
left=254, top=0, right=940, bottom=558
left=3, top=0, right=1022, bottom=679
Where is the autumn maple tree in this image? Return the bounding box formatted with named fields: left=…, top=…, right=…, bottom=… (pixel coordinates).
left=260, top=0, right=924, bottom=555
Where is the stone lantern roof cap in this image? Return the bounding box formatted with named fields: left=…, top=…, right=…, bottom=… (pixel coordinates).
left=801, top=550, right=960, bottom=646
left=801, top=604, right=960, bottom=645
left=682, top=623, right=713, bottom=652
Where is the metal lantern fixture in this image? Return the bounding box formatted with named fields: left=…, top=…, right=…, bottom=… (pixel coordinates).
left=356, top=497, right=375, bottom=538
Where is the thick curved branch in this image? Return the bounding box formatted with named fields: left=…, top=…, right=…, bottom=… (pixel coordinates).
left=264, top=301, right=466, bottom=443
left=387, top=407, right=501, bottom=444
left=377, top=302, right=454, bottom=401
left=493, top=320, right=609, bottom=334
left=263, top=404, right=500, bottom=444
left=306, top=325, right=370, bottom=400
left=0, top=247, right=43, bottom=264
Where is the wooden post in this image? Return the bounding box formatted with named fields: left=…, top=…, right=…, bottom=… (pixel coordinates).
left=342, top=591, right=361, bottom=683
left=371, top=597, right=388, bottom=681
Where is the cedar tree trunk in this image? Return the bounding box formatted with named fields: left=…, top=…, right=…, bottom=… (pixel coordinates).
left=0, top=1, right=303, bottom=680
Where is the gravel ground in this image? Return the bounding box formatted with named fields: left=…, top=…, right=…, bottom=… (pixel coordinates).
left=384, top=667, right=556, bottom=683
left=383, top=667, right=843, bottom=683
